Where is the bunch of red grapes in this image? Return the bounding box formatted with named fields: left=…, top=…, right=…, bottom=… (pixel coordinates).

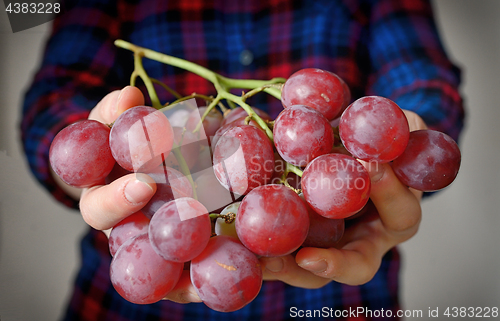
left=49, top=68, right=461, bottom=312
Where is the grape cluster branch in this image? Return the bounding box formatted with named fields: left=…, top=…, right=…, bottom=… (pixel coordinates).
left=114, top=39, right=304, bottom=185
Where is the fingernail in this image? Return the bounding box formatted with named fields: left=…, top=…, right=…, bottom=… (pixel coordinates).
left=124, top=177, right=154, bottom=205
left=360, top=160, right=385, bottom=183
left=265, top=257, right=284, bottom=273
left=299, top=259, right=328, bottom=273
left=114, top=86, right=129, bottom=115
left=179, top=291, right=202, bottom=303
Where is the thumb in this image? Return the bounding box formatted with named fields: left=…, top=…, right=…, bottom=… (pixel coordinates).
left=89, top=86, right=145, bottom=124
left=80, top=173, right=156, bottom=230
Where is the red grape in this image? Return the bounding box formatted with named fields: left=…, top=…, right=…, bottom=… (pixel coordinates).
left=190, top=235, right=262, bottom=312
left=281, top=68, right=346, bottom=120
left=339, top=96, right=409, bottom=163
left=141, top=166, right=193, bottom=219
left=185, top=106, right=223, bottom=143
left=149, top=197, right=211, bottom=262
left=110, top=233, right=183, bottom=304
left=299, top=195, right=344, bottom=248
left=391, top=129, right=461, bottom=191
left=194, top=169, right=239, bottom=213
left=105, top=162, right=132, bottom=184
left=235, top=184, right=309, bottom=257
left=339, top=76, right=352, bottom=113
left=189, top=139, right=213, bottom=174
left=273, top=105, right=334, bottom=167
left=212, top=116, right=265, bottom=148
left=301, top=153, right=371, bottom=219
left=49, top=119, right=115, bottom=187
left=166, top=108, right=192, bottom=128
left=213, top=125, right=274, bottom=195
left=109, top=106, right=174, bottom=172
left=108, top=211, right=150, bottom=256
left=163, top=127, right=201, bottom=170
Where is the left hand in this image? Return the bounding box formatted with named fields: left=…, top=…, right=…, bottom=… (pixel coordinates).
left=260, top=110, right=426, bottom=288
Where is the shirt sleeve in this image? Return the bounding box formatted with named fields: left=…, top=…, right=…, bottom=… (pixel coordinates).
left=20, top=0, right=129, bottom=209
left=364, top=0, right=465, bottom=142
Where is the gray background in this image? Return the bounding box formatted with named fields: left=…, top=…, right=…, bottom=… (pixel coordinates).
left=1, top=1, right=499, bottom=320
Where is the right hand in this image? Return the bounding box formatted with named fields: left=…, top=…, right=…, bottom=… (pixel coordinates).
left=54, top=86, right=202, bottom=304
left=79, top=86, right=156, bottom=231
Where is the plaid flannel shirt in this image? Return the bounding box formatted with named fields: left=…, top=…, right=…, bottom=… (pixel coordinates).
left=20, top=0, right=464, bottom=320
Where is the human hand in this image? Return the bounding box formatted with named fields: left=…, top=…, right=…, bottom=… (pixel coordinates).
left=260, top=110, right=427, bottom=288
left=75, top=86, right=202, bottom=303
left=78, top=86, right=158, bottom=231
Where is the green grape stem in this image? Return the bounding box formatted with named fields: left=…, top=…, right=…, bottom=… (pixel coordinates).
left=280, top=162, right=304, bottom=194
left=170, top=140, right=198, bottom=200
left=114, top=39, right=284, bottom=142
left=115, top=40, right=309, bottom=193
left=132, top=52, right=162, bottom=109
left=209, top=212, right=236, bottom=224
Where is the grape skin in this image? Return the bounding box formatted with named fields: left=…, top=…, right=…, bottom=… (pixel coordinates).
left=108, top=211, right=150, bottom=256
left=303, top=211, right=344, bottom=248
left=213, top=125, right=274, bottom=195
left=212, top=116, right=265, bottom=148
left=185, top=106, right=223, bottom=144
left=339, top=96, right=409, bottom=163
left=110, top=233, right=183, bottom=305
left=299, top=194, right=344, bottom=248
left=109, top=106, right=174, bottom=172
left=163, top=126, right=201, bottom=170
left=49, top=119, right=115, bottom=187
left=339, top=76, right=352, bottom=112
left=281, top=68, right=346, bottom=120
left=149, top=197, right=211, bottom=262
left=105, top=162, right=132, bottom=184
left=194, top=169, right=239, bottom=213
left=302, top=154, right=371, bottom=219
left=141, top=166, right=193, bottom=219
left=273, top=105, right=334, bottom=167
left=190, top=235, right=263, bottom=312
left=235, top=184, right=309, bottom=257
left=391, top=129, right=461, bottom=191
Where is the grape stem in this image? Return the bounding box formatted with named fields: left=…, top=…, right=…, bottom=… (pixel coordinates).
left=286, top=162, right=303, bottom=177
left=241, top=83, right=284, bottom=102
left=280, top=162, right=304, bottom=194
left=114, top=39, right=284, bottom=142
left=209, top=212, right=236, bottom=224
left=170, top=140, right=198, bottom=200
left=193, top=94, right=222, bottom=133
left=115, top=40, right=308, bottom=192
left=132, top=52, right=162, bottom=109
left=150, top=78, right=182, bottom=100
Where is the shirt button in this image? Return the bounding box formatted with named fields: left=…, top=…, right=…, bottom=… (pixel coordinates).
left=239, top=49, right=254, bottom=66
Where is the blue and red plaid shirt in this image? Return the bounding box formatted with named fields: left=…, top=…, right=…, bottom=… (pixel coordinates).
left=21, top=0, right=464, bottom=320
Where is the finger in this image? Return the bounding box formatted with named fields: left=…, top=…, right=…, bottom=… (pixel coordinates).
left=163, top=270, right=202, bottom=304
left=261, top=255, right=331, bottom=289
left=296, top=212, right=392, bottom=285
left=80, top=173, right=156, bottom=230
left=361, top=161, right=421, bottom=238
left=295, top=239, right=384, bottom=286
left=88, top=86, right=145, bottom=124
left=402, top=109, right=428, bottom=132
